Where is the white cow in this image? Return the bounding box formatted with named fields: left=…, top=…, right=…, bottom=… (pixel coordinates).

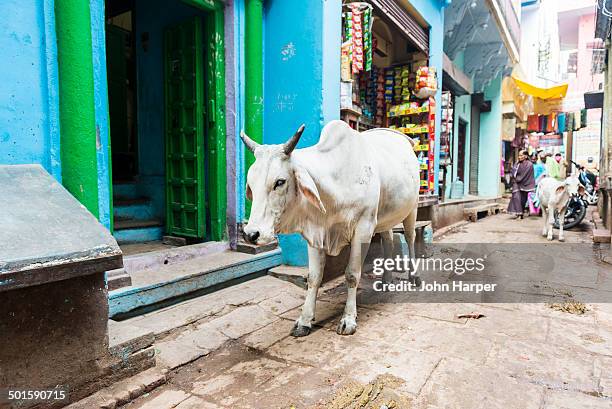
left=537, top=176, right=584, bottom=241
left=240, top=120, right=420, bottom=336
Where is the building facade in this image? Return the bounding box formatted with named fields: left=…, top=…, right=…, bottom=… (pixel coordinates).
left=441, top=0, right=522, bottom=199
left=0, top=0, right=451, bottom=266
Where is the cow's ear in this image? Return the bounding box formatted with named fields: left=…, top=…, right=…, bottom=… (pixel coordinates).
left=295, top=168, right=326, bottom=214
left=246, top=184, right=253, bottom=201
left=555, top=185, right=565, bottom=195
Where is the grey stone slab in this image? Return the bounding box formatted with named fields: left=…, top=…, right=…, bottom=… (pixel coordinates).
left=155, top=324, right=228, bottom=369
left=242, top=319, right=294, bottom=350
left=108, top=320, right=155, bottom=357
left=542, top=389, right=612, bottom=409
left=135, top=390, right=190, bottom=409
left=0, top=165, right=122, bottom=290
left=485, top=339, right=599, bottom=394
left=257, top=291, right=304, bottom=316
left=414, top=357, right=545, bottom=409
left=208, top=304, right=278, bottom=339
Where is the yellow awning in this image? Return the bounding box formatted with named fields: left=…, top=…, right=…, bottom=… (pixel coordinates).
left=511, top=76, right=568, bottom=100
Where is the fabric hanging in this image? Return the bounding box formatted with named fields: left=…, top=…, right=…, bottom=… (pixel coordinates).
left=573, top=110, right=582, bottom=130
left=546, top=112, right=556, bottom=133
left=557, top=112, right=566, bottom=133
left=566, top=112, right=574, bottom=131
left=527, top=114, right=539, bottom=132
left=539, top=115, right=548, bottom=133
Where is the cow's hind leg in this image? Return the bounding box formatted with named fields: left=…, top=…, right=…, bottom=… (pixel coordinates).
left=402, top=209, right=418, bottom=283
left=338, top=222, right=373, bottom=335
left=292, top=246, right=326, bottom=337
left=380, top=230, right=394, bottom=283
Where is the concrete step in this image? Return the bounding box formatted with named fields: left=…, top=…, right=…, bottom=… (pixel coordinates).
left=108, top=249, right=283, bottom=318
left=113, top=218, right=164, bottom=244
left=113, top=198, right=155, bottom=221
left=463, top=203, right=505, bottom=222
left=115, top=218, right=163, bottom=230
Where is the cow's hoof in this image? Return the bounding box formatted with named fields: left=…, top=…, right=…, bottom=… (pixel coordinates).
left=547, top=236, right=553, bottom=241
left=542, top=231, right=548, bottom=237
left=409, top=275, right=422, bottom=287
left=291, top=323, right=311, bottom=337
left=558, top=236, right=565, bottom=242
left=336, top=316, right=357, bottom=335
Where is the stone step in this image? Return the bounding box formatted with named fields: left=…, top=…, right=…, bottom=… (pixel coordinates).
left=592, top=229, right=611, bottom=243
left=65, top=367, right=167, bottom=409
left=114, top=218, right=163, bottom=230
left=463, top=203, right=504, bottom=222
left=108, top=249, right=283, bottom=318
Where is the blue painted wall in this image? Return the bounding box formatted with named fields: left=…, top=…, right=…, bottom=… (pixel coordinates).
left=478, top=72, right=502, bottom=197
left=0, top=0, right=61, bottom=181
left=235, top=0, right=247, bottom=224
left=91, top=0, right=113, bottom=229
left=133, top=0, right=211, bottom=222
left=262, top=0, right=341, bottom=265
left=263, top=0, right=340, bottom=148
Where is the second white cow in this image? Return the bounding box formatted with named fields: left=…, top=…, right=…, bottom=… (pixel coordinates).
left=240, top=120, right=420, bottom=336
left=537, top=176, right=584, bottom=241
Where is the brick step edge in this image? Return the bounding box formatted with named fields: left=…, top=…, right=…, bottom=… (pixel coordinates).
left=65, top=367, right=168, bottom=409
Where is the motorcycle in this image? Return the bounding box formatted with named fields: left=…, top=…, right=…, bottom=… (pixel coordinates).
left=553, top=194, right=588, bottom=230
left=570, top=160, right=599, bottom=206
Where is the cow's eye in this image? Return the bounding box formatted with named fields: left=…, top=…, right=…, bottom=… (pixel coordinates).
left=273, top=179, right=286, bottom=190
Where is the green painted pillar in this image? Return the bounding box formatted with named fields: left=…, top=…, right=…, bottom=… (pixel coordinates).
left=245, top=0, right=264, bottom=169
left=55, top=0, right=99, bottom=218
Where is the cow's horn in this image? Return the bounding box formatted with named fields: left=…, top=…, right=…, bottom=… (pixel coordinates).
left=283, top=124, right=305, bottom=155
left=240, top=130, right=260, bottom=153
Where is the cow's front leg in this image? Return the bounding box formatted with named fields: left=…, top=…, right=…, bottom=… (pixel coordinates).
left=558, top=206, right=566, bottom=242
left=547, top=207, right=555, bottom=241
left=338, top=227, right=372, bottom=335
left=291, top=246, right=326, bottom=337
left=541, top=207, right=549, bottom=237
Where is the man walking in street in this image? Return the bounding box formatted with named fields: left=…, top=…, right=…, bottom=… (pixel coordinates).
left=508, top=150, right=536, bottom=219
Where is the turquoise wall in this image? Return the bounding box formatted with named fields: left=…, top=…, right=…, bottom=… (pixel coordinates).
left=447, top=94, right=471, bottom=197
left=478, top=72, right=502, bottom=197
left=0, top=0, right=61, bottom=181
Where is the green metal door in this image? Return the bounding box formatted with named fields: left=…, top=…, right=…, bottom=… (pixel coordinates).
left=164, top=17, right=206, bottom=238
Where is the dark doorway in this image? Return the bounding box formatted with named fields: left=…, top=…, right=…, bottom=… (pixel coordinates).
left=106, top=9, right=138, bottom=181
left=457, top=119, right=467, bottom=183
left=469, top=103, right=481, bottom=195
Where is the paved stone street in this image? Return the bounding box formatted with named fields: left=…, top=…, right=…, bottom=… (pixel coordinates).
left=83, top=212, right=611, bottom=409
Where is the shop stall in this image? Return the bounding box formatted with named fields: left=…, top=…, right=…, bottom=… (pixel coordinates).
left=340, top=1, right=438, bottom=196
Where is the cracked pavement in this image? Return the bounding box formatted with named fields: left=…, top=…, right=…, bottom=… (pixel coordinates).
left=115, top=213, right=611, bottom=408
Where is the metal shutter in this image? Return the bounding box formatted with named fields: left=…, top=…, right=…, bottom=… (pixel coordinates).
left=367, top=0, right=429, bottom=53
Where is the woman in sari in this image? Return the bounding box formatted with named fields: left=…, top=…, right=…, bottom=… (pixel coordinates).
left=507, top=150, right=535, bottom=219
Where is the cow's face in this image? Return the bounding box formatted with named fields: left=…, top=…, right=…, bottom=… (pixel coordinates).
left=240, top=125, right=326, bottom=245
left=243, top=146, right=294, bottom=244
left=557, top=176, right=585, bottom=197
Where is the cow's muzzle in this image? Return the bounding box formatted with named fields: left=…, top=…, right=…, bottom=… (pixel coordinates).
left=243, top=230, right=260, bottom=244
